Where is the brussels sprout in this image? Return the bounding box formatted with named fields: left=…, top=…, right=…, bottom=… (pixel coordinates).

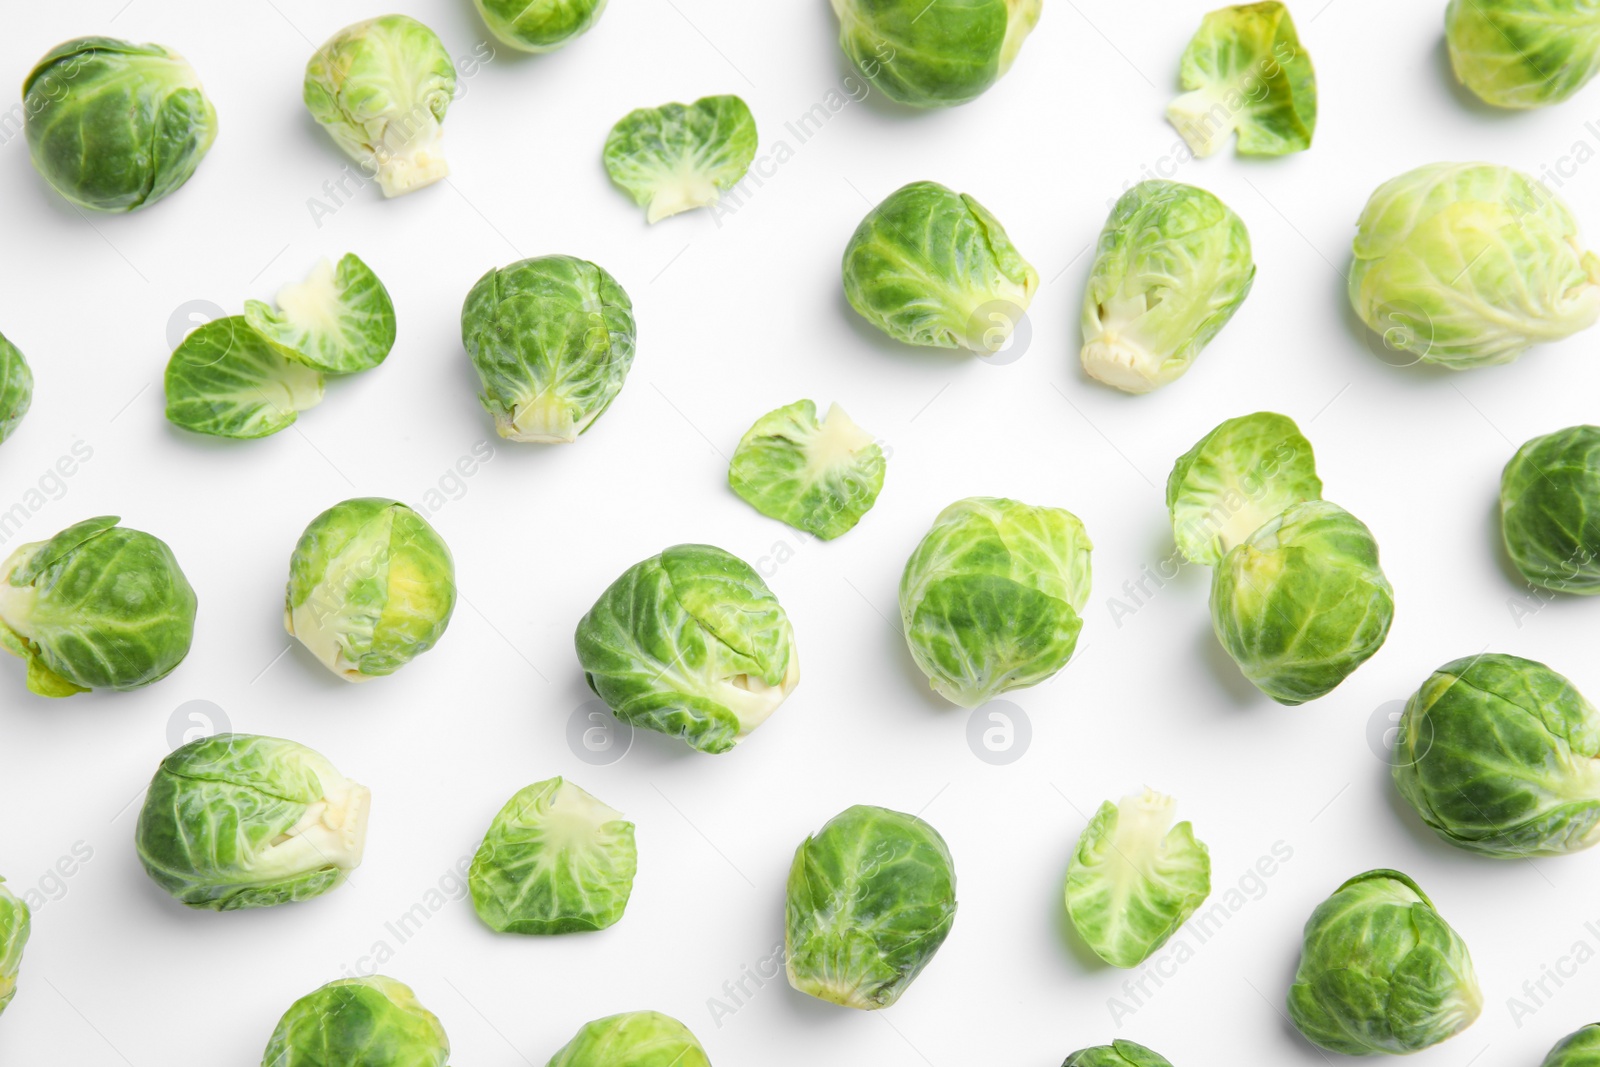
left=1447, top=0, right=1600, bottom=109
left=1167, top=2, right=1316, bottom=158
left=842, top=181, right=1038, bottom=355
left=1061, top=1041, right=1174, bottom=1067
left=1501, top=426, right=1600, bottom=593
left=1288, top=869, right=1481, bottom=1055
left=1349, top=162, right=1600, bottom=369
left=262, top=975, right=448, bottom=1067
left=603, top=95, right=757, bottom=223
left=899, top=497, right=1091, bottom=708
left=1166, top=412, right=1322, bottom=567
left=244, top=255, right=397, bottom=374
left=1081, top=181, right=1255, bottom=393
left=1065, top=790, right=1210, bottom=968
left=785, top=805, right=957, bottom=1010
left=574, top=544, right=799, bottom=753
left=546, top=1011, right=711, bottom=1067
left=1393, top=653, right=1600, bottom=857
left=461, top=255, right=636, bottom=443
left=304, top=16, right=457, bottom=198
left=164, top=316, right=325, bottom=439
left=135, top=733, right=369, bottom=910
left=0, top=332, right=32, bottom=446
left=285, top=498, right=456, bottom=682
left=0, top=879, right=29, bottom=1016
left=1544, top=1024, right=1600, bottom=1066
left=829, top=0, right=1040, bottom=107
left=0, top=516, right=196, bottom=698
left=1211, top=500, right=1393, bottom=705
left=727, top=400, right=885, bottom=540
left=469, top=777, right=636, bottom=934
left=474, top=0, right=608, bottom=52
left=23, top=37, right=217, bottom=213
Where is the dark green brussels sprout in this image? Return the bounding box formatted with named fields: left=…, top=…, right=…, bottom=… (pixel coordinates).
left=261, top=975, right=449, bottom=1067
left=0, top=516, right=196, bottom=697
left=1168, top=2, right=1316, bottom=158
left=1288, top=869, right=1481, bottom=1055
left=546, top=1011, right=711, bottom=1067
left=474, top=0, right=609, bottom=53
left=23, top=37, right=218, bottom=212
left=1500, top=425, right=1600, bottom=593
left=136, top=733, right=369, bottom=910
left=164, top=316, right=325, bottom=439
left=1394, top=654, right=1600, bottom=857
left=603, top=95, right=756, bottom=223
left=1544, top=1024, right=1600, bottom=1066
left=1447, top=0, right=1600, bottom=109
left=785, top=804, right=957, bottom=1010
left=829, top=0, right=1041, bottom=107
left=0, top=332, right=32, bottom=446
left=728, top=400, right=885, bottom=540
left=0, top=879, right=29, bottom=1016
left=1062, top=1041, right=1174, bottom=1067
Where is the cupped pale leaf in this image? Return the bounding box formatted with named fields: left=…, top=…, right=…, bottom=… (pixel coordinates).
left=0, top=880, right=30, bottom=1016
left=728, top=400, right=885, bottom=539
left=1167, top=2, right=1316, bottom=157
left=1500, top=425, right=1600, bottom=593
left=0, top=332, right=33, bottom=445
left=474, top=0, right=609, bottom=52
left=545, top=1011, right=711, bottom=1067
left=1543, top=1024, right=1600, bottom=1067
left=1061, top=1041, right=1175, bottom=1067
left=1447, top=0, right=1600, bottom=109
left=830, top=0, right=1040, bottom=107
left=261, top=975, right=449, bottom=1067
left=164, top=316, right=325, bottom=439
left=604, top=95, right=757, bottom=223
left=245, top=254, right=397, bottom=374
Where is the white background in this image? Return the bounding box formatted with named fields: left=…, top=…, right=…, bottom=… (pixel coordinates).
left=1, top=0, right=1599, bottom=1063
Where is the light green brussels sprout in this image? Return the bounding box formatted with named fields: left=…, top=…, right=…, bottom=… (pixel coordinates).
left=1081, top=181, right=1255, bottom=393
left=244, top=255, right=397, bottom=374
left=1167, top=2, right=1315, bottom=158
left=1500, top=426, right=1600, bottom=593
left=1211, top=500, right=1394, bottom=705
left=1393, top=654, right=1600, bottom=857
left=899, top=497, right=1091, bottom=708
left=785, top=804, right=957, bottom=1010
left=0, top=332, right=32, bottom=446
left=546, top=1011, right=711, bottom=1067
left=136, top=733, right=369, bottom=910
left=164, top=316, right=325, bottom=439
left=0, top=879, right=29, bottom=1016
left=1544, top=1024, right=1600, bottom=1066
left=0, top=516, right=196, bottom=698
left=285, top=498, right=456, bottom=682
left=842, top=181, right=1038, bottom=355
left=1288, top=869, right=1481, bottom=1056
left=1166, top=411, right=1322, bottom=566
left=23, top=37, right=217, bottom=213
left=1061, top=1041, right=1174, bottom=1067
left=304, top=16, right=457, bottom=198
left=261, top=975, right=448, bottom=1067
left=574, top=544, right=799, bottom=754
left=1447, top=0, right=1600, bottom=109
left=1065, top=790, right=1210, bottom=968
left=461, top=255, right=636, bottom=444
left=474, top=0, right=608, bottom=52
left=1349, top=162, right=1600, bottom=369
left=603, top=95, right=756, bottom=223
left=728, top=400, right=885, bottom=540
left=829, top=0, right=1040, bottom=107
left=469, top=777, right=636, bottom=934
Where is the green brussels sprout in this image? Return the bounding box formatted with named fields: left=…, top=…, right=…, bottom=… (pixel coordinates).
left=842, top=181, right=1038, bottom=355
left=461, top=255, right=636, bottom=444
left=304, top=16, right=457, bottom=198
left=1166, top=411, right=1322, bottom=567
left=899, top=497, right=1091, bottom=708
left=23, top=37, right=218, bottom=213
left=829, top=0, right=1040, bottom=107
left=135, top=733, right=369, bottom=910
left=164, top=316, right=325, bottom=439
left=474, top=0, right=608, bottom=52
left=1065, top=790, right=1210, bottom=968
left=1393, top=654, right=1600, bottom=857
left=727, top=400, right=885, bottom=540
left=546, top=1011, right=711, bottom=1067
left=1447, top=0, right=1600, bottom=109
left=0, top=516, right=197, bottom=698
left=575, top=544, right=799, bottom=754
left=1288, top=869, right=1481, bottom=1056
left=1061, top=1041, right=1174, bottom=1067
left=1500, top=425, right=1600, bottom=593
left=0, top=879, right=29, bottom=1016
left=1167, top=2, right=1316, bottom=158
left=285, top=498, right=456, bottom=682
left=785, top=804, right=957, bottom=1010
left=261, top=975, right=448, bottom=1067
left=1081, top=181, right=1255, bottom=393
left=244, top=255, right=397, bottom=374
left=1349, top=162, right=1600, bottom=369
left=1544, top=1024, right=1600, bottom=1066
left=603, top=95, right=757, bottom=223
left=469, top=777, right=636, bottom=934
left=1211, top=500, right=1394, bottom=705
left=0, top=331, right=32, bottom=446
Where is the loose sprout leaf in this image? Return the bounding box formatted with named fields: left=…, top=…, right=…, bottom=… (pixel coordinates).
left=830, top=0, right=1041, bottom=107
left=1501, top=425, right=1600, bottom=594
left=1166, top=411, right=1322, bottom=565
left=164, top=316, right=325, bottom=439
left=0, top=332, right=33, bottom=445
left=262, top=976, right=450, bottom=1067
left=1543, top=1024, right=1600, bottom=1067
left=473, top=0, right=610, bottom=53
left=603, top=95, right=757, bottom=223
left=1167, top=2, right=1316, bottom=158
left=1447, top=0, right=1600, bottom=109
left=728, top=400, right=886, bottom=539
left=1062, top=1041, right=1176, bottom=1067
left=0, top=879, right=30, bottom=1016
left=1081, top=181, right=1255, bottom=393
left=1065, top=790, right=1211, bottom=968
left=244, top=254, right=397, bottom=374
left=546, top=1012, right=711, bottom=1067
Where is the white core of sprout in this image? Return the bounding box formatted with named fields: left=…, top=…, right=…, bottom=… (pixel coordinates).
left=284, top=515, right=393, bottom=682
left=719, top=654, right=802, bottom=737
left=1166, top=88, right=1236, bottom=158
left=274, top=258, right=344, bottom=336
left=804, top=404, right=875, bottom=477
left=502, top=394, right=582, bottom=445
left=541, top=781, right=626, bottom=852
left=0, top=543, right=40, bottom=641
left=261, top=758, right=370, bottom=880
left=1103, top=790, right=1179, bottom=900
left=375, top=120, right=448, bottom=198
left=1082, top=291, right=1169, bottom=394
left=645, top=159, right=723, bottom=224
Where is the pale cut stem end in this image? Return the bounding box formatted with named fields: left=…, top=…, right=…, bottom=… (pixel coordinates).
left=1166, top=91, right=1234, bottom=158
left=376, top=132, right=450, bottom=198
left=1081, top=336, right=1163, bottom=395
